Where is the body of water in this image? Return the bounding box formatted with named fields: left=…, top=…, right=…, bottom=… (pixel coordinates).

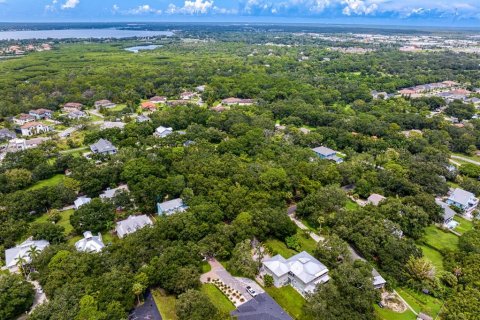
left=0, top=29, right=173, bottom=40
left=124, top=45, right=161, bottom=53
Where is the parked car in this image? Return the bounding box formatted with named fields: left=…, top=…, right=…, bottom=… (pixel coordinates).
left=246, top=286, right=257, bottom=297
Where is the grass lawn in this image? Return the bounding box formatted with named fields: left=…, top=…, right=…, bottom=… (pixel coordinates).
left=452, top=152, right=480, bottom=163
left=346, top=200, right=359, bottom=211
left=375, top=305, right=416, bottom=320
left=35, top=209, right=75, bottom=235
left=108, top=103, right=127, bottom=112
left=152, top=288, right=178, bottom=320
left=264, top=286, right=306, bottom=320
left=421, top=226, right=459, bottom=252
left=453, top=216, right=474, bottom=235
left=264, top=229, right=317, bottom=258
left=201, top=284, right=235, bottom=316
left=28, top=174, right=65, bottom=190
left=397, top=288, right=443, bottom=318
left=201, top=261, right=211, bottom=273
left=418, top=245, right=444, bottom=272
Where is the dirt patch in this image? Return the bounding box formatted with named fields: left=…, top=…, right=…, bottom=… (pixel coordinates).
left=382, top=291, right=408, bottom=313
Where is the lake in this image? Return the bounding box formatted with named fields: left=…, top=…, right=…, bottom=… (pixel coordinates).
left=124, top=45, right=162, bottom=53
left=0, top=29, right=173, bottom=40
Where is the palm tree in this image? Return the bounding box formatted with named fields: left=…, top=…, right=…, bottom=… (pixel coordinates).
left=16, top=256, right=28, bottom=278
left=132, top=283, right=145, bottom=305
left=27, top=245, right=41, bottom=273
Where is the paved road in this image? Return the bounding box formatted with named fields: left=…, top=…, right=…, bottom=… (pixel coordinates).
left=451, top=155, right=480, bottom=166
left=129, top=290, right=162, bottom=320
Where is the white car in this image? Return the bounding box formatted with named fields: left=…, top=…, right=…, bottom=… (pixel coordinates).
left=246, top=286, right=257, bottom=297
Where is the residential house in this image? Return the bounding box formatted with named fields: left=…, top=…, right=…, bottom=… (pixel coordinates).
left=0, top=128, right=16, bottom=141
left=312, top=146, right=343, bottom=163
left=372, top=269, right=387, bottom=289
left=262, top=251, right=329, bottom=296
left=180, top=91, right=195, bottom=100
left=95, top=99, right=116, bottom=109
left=100, top=185, right=129, bottom=200
left=20, top=122, right=51, bottom=136
left=90, top=139, right=117, bottom=155
left=75, top=231, right=105, bottom=253
left=221, top=97, right=255, bottom=106
left=149, top=96, right=167, bottom=104
left=230, top=293, right=293, bottom=320
left=154, top=126, right=173, bottom=138
left=13, top=113, right=35, bottom=125
left=157, top=198, right=188, bottom=216
left=141, top=102, right=157, bottom=112
left=29, top=108, right=53, bottom=120
left=3, top=239, right=50, bottom=273
left=435, top=200, right=456, bottom=227
left=7, top=138, right=27, bottom=152
left=367, top=194, right=386, bottom=206
left=63, top=102, right=84, bottom=113
left=371, top=90, right=388, bottom=100
left=446, top=188, right=479, bottom=215
left=167, top=100, right=190, bottom=106
left=115, top=215, right=153, bottom=238
left=74, top=196, right=92, bottom=210
left=136, top=115, right=151, bottom=123
left=67, top=110, right=87, bottom=120
left=100, top=121, right=125, bottom=130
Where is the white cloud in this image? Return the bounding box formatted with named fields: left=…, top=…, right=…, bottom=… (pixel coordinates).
left=341, top=0, right=379, bottom=15
left=168, top=0, right=215, bottom=14
left=126, top=4, right=162, bottom=15
left=61, top=0, right=79, bottom=10
left=112, top=4, right=119, bottom=12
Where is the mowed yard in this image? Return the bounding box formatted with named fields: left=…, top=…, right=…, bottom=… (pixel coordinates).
left=264, top=285, right=308, bottom=320
left=27, top=174, right=65, bottom=190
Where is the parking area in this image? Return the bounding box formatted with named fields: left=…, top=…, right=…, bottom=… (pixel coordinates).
left=129, top=291, right=162, bottom=320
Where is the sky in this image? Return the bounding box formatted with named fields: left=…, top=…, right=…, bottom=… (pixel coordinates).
left=1, top=0, right=480, bottom=26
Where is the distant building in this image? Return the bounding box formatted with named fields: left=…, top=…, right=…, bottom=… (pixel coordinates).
left=29, top=108, right=52, bottom=120
left=180, top=91, right=195, bottom=100
left=136, top=115, right=151, bottom=123
left=141, top=102, right=157, bottom=111
left=115, top=215, right=153, bottom=238
left=312, top=146, right=343, bottom=163
left=167, top=100, right=190, bottom=106
left=74, top=196, right=92, bottom=210
left=95, top=100, right=116, bottom=109
left=435, top=200, right=456, bottom=226
left=446, top=188, right=479, bottom=215
left=3, top=239, right=50, bottom=273
left=63, top=102, right=84, bottom=113
left=75, top=231, right=105, bottom=253
left=100, top=122, right=125, bottom=130
left=221, top=97, right=255, bottom=106
left=154, top=126, right=173, bottom=138
left=230, top=293, right=292, bottom=320
left=372, top=268, right=387, bottom=289
left=13, top=113, right=35, bottom=126
left=367, top=194, right=386, bottom=206
left=90, top=139, right=117, bottom=155
left=0, top=128, right=16, bottom=141
left=149, top=96, right=167, bottom=104
left=20, top=122, right=51, bottom=136
left=67, top=110, right=87, bottom=120
left=157, top=198, right=188, bottom=216
left=262, top=251, right=329, bottom=296
left=100, top=185, right=129, bottom=200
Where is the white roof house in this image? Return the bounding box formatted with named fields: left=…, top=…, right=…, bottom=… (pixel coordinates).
left=4, top=239, right=50, bottom=272
left=154, top=126, right=173, bottom=138
left=75, top=231, right=105, bottom=253
left=312, top=146, right=343, bottom=164
left=447, top=188, right=479, bottom=214
left=157, top=198, right=188, bottom=216
left=115, top=215, right=153, bottom=238
left=367, top=194, right=386, bottom=206
left=74, top=196, right=92, bottom=210
left=435, top=199, right=456, bottom=224
left=263, top=251, right=329, bottom=296
left=372, top=268, right=387, bottom=289
left=100, top=185, right=129, bottom=200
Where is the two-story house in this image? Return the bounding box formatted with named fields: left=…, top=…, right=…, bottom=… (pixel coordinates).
left=157, top=198, right=188, bottom=216
left=446, top=188, right=479, bottom=216
left=20, top=122, right=51, bottom=136
left=312, top=146, right=344, bottom=164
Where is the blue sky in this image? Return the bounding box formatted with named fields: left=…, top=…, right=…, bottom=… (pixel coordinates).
left=1, top=0, right=480, bottom=26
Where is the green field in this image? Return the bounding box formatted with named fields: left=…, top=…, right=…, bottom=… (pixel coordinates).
left=264, top=229, right=318, bottom=258
left=419, top=245, right=444, bottom=272
left=421, top=226, right=459, bottom=252
left=264, top=285, right=307, bottom=320
left=28, top=174, right=65, bottom=190
left=201, top=261, right=212, bottom=273
left=397, top=288, right=443, bottom=318
left=375, top=305, right=416, bottom=320
left=152, top=288, right=178, bottom=320
left=453, top=216, right=474, bottom=235
left=201, top=284, right=235, bottom=317
left=345, top=199, right=359, bottom=211
left=35, top=209, right=75, bottom=235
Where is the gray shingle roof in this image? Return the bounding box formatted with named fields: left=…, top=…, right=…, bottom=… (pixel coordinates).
left=448, top=188, right=476, bottom=207
left=157, top=198, right=188, bottom=215
left=312, top=146, right=337, bottom=157
left=231, top=293, right=293, bottom=320
left=90, top=139, right=117, bottom=154
left=116, top=215, right=153, bottom=238
left=435, top=200, right=456, bottom=222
